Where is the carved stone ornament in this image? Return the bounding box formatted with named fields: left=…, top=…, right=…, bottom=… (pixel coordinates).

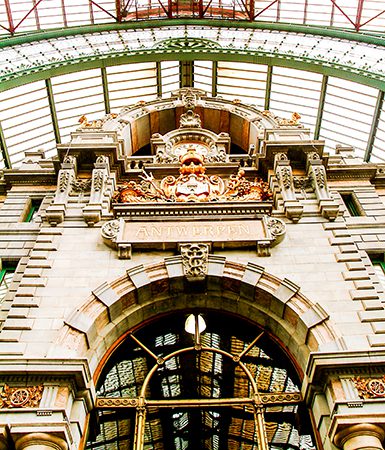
left=179, top=110, right=202, bottom=128
left=181, top=89, right=198, bottom=109
left=276, top=167, right=292, bottom=189
left=311, top=166, right=326, bottom=189
left=93, top=170, right=105, bottom=192
left=71, top=178, right=92, bottom=193
left=0, top=384, right=43, bottom=408
left=265, top=217, right=286, bottom=244
left=101, top=219, right=121, bottom=243
left=353, top=376, right=385, bottom=399
left=180, top=243, right=209, bottom=281
left=114, top=148, right=272, bottom=204
left=58, top=171, right=70, bottom=193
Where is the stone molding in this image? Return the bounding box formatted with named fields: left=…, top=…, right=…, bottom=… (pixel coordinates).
left=334, top=424, right=385, bottom=450
left=61, top=258, right=337, bottom=376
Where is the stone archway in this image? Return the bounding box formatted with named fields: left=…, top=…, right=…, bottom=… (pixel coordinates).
left=56, top=255, right=340, bottom=380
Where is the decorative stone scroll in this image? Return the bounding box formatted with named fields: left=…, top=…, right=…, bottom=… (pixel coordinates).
left=0, top=384, right=43, bottom=408
left=353, top=376, right=385, bottom=399
left=101, top=216, right=286, bottom=259
left=180, top=243, right=210, bottom=281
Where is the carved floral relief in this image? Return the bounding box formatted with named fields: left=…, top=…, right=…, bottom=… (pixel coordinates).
left=0, top=384, right=43, bottom=408
left=353, top=376, right=385, bottom=399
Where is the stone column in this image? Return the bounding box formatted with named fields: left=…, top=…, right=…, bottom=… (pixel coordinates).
left=335, top=424, right=385, bottom=450
left=83, top=155, right=111, bottom=226
left=15, top=433, right=68, bottom=450
left=306, top=151, right=339, bottom=221
left=46, top=155, right=77, bottom=226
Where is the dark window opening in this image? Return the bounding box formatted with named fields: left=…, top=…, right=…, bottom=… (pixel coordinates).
left=341, top=193, right=360, bottom=216
left=25, top=199, right=43, bottom=222
left=0, top=262, right=17, bottom=305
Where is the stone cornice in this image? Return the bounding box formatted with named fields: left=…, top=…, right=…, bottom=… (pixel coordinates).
left=0, top=359, right=92, bottom=390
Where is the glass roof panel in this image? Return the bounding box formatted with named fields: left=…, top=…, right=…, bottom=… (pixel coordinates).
left=51, top=69, right=106, bottom=142
left=320, top=77, right=378, bottom=159
left=269, top=67, right=323, bottom=132
left=161, top=61, right=180, bottom=97
left=194, top=61, right=213, bottom=95
left=372, top=103, right=385, bottom=163
left=106, top=63, right=158, bottom=111
left=0, top=81, right=56, bottom=166
left=217, top=61, right=267, bottom=108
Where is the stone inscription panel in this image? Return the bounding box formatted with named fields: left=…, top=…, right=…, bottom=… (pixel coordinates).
left=121, top=220, right=265, bottom=244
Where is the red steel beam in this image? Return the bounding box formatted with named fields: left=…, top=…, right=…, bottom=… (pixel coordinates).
left=90, top=0, right=118, bottom=20
left=116, top=0, right=122, bottom=22
left=360, top=8, right=385, bottom=28
left=13, top=0, right=45, bottom=33
left=355, top=0, right=364, bottom=31
left=61, top=0, right=68, bottom=27
left=89, top=0, right=95, bottom=23
left=254, top=0, right=278, bottom=20
left=329, top=0, right=356, bottom=28
left=4, top=0, right=15, bottom=34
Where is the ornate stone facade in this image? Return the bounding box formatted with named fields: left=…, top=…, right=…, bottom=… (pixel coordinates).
left=0, top=89, right=385, bottom=449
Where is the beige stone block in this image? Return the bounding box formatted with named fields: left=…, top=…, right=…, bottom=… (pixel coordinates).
left=350, top=289, right=379, bottom=301
left=345, top=261, right=366, bottom=271
left=0, top=330, right=22, bottom=342
left=358, top=310, right=385, bottom=322
left=329, top=237, right=354, bottom=246
left=353, top=280, right=375, bottom=290
left=368, top=335, right=385, bottom=347
left=371, top=322, right=385, bottom=334
left=362, top=299, right=383, bottom=310
left=336, top=253, right=362, bottom=263
left=0, top=342, right=26, bottom=355
left=2, top=318, right=34, bottom=330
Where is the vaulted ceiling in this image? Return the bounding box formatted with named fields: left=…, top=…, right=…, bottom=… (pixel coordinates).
left=1, top=1, right=385, bottom=168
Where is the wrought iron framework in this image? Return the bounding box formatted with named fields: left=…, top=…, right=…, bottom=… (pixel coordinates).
left=88, top=313, right=313, bottom=450
left=1, top=0, right=385, bottom=35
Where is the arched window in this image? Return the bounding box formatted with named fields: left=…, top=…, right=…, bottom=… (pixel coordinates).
left=86, top=312, right=316, bottom=450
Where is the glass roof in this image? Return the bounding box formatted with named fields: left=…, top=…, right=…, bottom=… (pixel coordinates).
left=1, top=1, right=385, bottom=34
left=0, top=10, right=385, bottom=168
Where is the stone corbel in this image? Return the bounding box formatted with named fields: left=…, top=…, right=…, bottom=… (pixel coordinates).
left=274, top=153, right=303, bottom=223
left=179, top=243, right=210, bottom=282
left=46, top=156, right=77, bottom=226
left=306, top=152, right=339, bottom=221
left=83, top=156, right=111, bottom=226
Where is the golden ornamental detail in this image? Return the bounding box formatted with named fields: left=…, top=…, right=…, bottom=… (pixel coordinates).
left=114, top=148, right=272, bottom=204
left=0, top=384, right=44, bottom=408
left=353, top=376, right=385, bottom=399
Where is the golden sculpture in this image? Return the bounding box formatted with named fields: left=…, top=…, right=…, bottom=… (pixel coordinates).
left=113, top=148, right=272, bottom=203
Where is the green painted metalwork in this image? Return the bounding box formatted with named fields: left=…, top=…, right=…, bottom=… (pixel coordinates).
left=156, top=61, right=162, bottom=97
left=212, top=61, right=217, bottom=97
left=264, top=65, right=272, bottom=111
left=2, top=47, right=385, bottom=94
left=45, top=78, right=61, bottom=144
left=0, top=121, right=12, bottom=169
left=364, top=90, right=384, bottom=162
left=314, top=75, right=328, bottom=140
left=2, top=20, right=385, bottom=48
left=101, top=67, right=111, bottom=114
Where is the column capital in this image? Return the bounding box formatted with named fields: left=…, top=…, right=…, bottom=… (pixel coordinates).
left=335, top=424, right=385, bottom=450
left=15, top=433, right=68, bottom=450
